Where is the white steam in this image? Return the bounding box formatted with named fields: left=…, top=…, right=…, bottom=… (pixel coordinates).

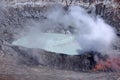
left=48, top=6, right=116, bottom=53
left=12, top=5, right=116, bottom=55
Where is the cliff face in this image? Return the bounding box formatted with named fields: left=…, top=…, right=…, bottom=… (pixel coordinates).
left=0, top=0, right=120, bottom=42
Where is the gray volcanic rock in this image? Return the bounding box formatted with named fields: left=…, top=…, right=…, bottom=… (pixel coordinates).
left=0, top=1, right=120, bottom=80
left=0, top=43, right=120, bottom=80
left=0, top=0, right=120, bottom=42
left=0, top=0, right=119, bottom=71
left=5, top=44, right=96, bottom=71
left=0, top=37, right=97, bottom=71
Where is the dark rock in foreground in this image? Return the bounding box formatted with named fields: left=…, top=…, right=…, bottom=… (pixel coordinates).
left=0, top=39, right=98, bottom=72
left=11, top=45, right=98, bottom=71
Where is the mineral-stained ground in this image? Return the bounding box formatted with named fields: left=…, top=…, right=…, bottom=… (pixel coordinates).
left=0, top=0, right=120, bottom=80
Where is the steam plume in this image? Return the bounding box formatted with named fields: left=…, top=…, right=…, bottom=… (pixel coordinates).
left=48, top=5, right=116, bottom=54
left=12, top=5, right=116, bottom=55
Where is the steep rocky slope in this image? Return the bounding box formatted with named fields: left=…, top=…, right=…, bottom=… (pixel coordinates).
left=0, top=0, right=120, bottom=42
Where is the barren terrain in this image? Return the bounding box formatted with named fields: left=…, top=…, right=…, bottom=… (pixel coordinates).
left=0, top=0, right=120, bottom=80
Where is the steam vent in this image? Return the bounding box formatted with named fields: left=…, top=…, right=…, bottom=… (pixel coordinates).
left=0, top=0, right=120, bottom=80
